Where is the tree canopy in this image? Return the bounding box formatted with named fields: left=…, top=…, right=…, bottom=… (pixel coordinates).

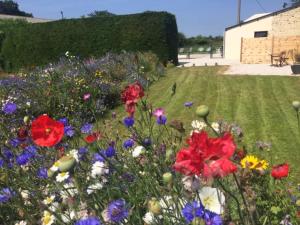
left=87, top=10, right=115, bottom=17
left=0, top=0, right=32, bottom=17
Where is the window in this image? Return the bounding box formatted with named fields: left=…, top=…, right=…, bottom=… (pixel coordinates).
left=254, top=31, right=268, bottom=38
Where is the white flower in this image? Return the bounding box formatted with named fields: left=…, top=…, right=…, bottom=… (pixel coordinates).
left=198, top=187, right=225, bottom=214
left=61, top=210, right=76, bottom=223
left=91, top=161, right=109, bottom=178
left=87, top=181, right=105, bottom=194
left=56, top=172, right=70, bottom=182
left=60, top=183, right=78, bottom=200
left=15, top=221, right=27, bottom=225
left=132, top=146, right=145, bottom=158
left=211, top=122, right=220, bottom=133
left=68, top=149, right=79, bottom=162
left=50, top=161, right=60, bottom=172
left=143, top=212, right=155, bottom=224
left=191, top=120, right=207, bottom=130
left=41, top=211, right=55, bottom=225
left=43, top=195, right=55, bottom=205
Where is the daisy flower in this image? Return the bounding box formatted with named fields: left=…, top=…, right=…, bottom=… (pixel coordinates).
left=56, top=172, right=70, bottom=182
left=41, top=211, right=55, bottom=225
left=240, top=155, right=259, bottom=169
left=198, top=187, right=225, bottom=214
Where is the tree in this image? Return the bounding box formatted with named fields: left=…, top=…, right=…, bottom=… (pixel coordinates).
left=87, top=10, right=115, bottom=18
left=178, top=32, right=187, bottom=48
left=291, top=0, right=300, bottom=6
left=0, top=0, right=32, bottom=17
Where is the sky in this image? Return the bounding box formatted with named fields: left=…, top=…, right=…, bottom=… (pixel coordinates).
left=14, top=0, right=287, bottom=37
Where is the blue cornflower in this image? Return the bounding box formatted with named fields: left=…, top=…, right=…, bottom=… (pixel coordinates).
left=105, top=146, right=116, bottom=158
left=156, top=115, right=167, bottom=125
left=74, top=216, right=102, bottom=225
left=107, top=199, right=129, bottom=223
left=123, top=117, right=134, bottom=128
left=65, top=125, right=75, bottom=137
left=123, top=139, right=134, bottom=149
left=81, top=123, right=93, bottom=134
left=25, top=145, right=37, bottom=158
left=93, top=153, right=105, bottom=162
left=2, top=102, right=17, bottom=114
left=204, top=210, right=222, bottom=225
left=37, top=167, right=48, bottom=179
left=184, top=102, right=193, bottom=107
left=3, top=148, right=14, bottom=159
left=16, top=152, right=31, bottom=166
left=0, top=158, right=4, bottom=168
left=0, top=188, right=14, bottom=203
left=58, top=118, right=69, bottom=126
left=10, top=138, right=21, bottom=147
left=182, top=201, right=205, bottom=223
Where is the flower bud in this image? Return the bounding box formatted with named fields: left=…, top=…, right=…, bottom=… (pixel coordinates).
left=47, top=169, right=55, bottom=178
left=58, top=155, right=76, bottom=172
left=196, top=105, right=209, bottom=118
left=148, top=198, right=161, bottom=215
left=292, top=101, right=300, bottom=111
left=162, top=172, right=173, bottom=184
left=23, top=116, right=30, bottom=124
left=165, top=149, right=173, bottom=161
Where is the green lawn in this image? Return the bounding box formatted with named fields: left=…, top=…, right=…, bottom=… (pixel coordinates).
left=145, top=66, right=300, bottom=179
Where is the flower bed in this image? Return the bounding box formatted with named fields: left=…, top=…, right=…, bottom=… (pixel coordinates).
left=0, top=63, right=300, bottom=224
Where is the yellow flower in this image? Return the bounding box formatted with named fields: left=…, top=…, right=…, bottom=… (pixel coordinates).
left=255, top=160, right=269, bottom=170
left=240, top=155, right=259, bottom=169
left=41, top=211, right=55, bottom=225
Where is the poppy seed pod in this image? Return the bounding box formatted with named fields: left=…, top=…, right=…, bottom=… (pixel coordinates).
left=58, top=155, right=76, bottom=172
left=196, top=105, right=209, bottom=118
left=292, top=101, right=300, bottom=111
left=148, top=198, right=161, bottom=215
left=162, top=172, right=173, bottom=185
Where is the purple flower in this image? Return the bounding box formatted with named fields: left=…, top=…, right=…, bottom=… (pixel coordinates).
left=153, top=108, right=165, bottom=118
left=2, top=102, right=17, bottom=114
left=37, top=167, right=48, bottom=179
left=58, top=118, right=69, bottom=126
left=75, top=217, right=102, bottom=225
left=2, top=148, right=14, bottom=159
left=81, top=123, right=93, bottom=134
left=156, top=115, right=167, bottom=125
left=83, top=93, right=91, bottom=101
left=107, top=199, right=129, bottom=223
left=93, top=153, right=105, bottom=163
left=65, top=125, right=75, bottom=137
left=204, top=211, right=222, bottom=225
left=143, top=138, right=152, bottom=146
left=0, top=158, right=3, bottom=168
left=16, top=152, right=31, bottom=166
left=105, top=146, right=116, bottom=158
left=123, top=139, right=134, bottom=149
left=25, top=145, right=37, bottom=157
left=123, top=117, right=134, bottom=128
left=79, top=147, right=88, bottom=155
left=0, top=188, right=14, bottom=203
left=10, top=138, right=21, bottom=147
left=184, top=102, right=193, bottom=107
left=182, top=201, right=204, bottom=223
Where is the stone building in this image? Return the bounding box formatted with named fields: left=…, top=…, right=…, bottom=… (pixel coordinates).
left=0, top=14, right=52, bottom=23
left=224, top=5, right=300, bottom=64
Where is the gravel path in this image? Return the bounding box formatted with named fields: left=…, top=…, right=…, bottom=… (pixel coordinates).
left=178, top=54, right=295, bottom=76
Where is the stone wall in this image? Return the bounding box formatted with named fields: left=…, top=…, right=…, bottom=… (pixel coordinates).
left=241, top=36, right=300, bottom=64
left=271, top=6, right=300, bottom=37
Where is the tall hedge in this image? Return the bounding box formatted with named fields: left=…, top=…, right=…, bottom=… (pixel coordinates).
left=0, top=11, right=178, bottom=71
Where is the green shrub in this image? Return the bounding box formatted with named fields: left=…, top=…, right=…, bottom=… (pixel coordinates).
left=0, top=11, right=178, bottom=71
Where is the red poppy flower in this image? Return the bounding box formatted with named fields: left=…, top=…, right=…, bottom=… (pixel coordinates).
left=31, top=115, right=64, bottom=147
left=271, top=163, right=289, bottom=179
left=121, top=82, right=144, bottom=115
left=84, top=132, right=101, bottom=143
left=173, top=131, right=237, bottom=178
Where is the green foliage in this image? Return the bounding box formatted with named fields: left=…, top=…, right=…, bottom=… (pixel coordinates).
left=0, top=11, right=178, bottom=71
left=0, top=0, right=32, bottom=17
left=87, top=10, right=116, bottom=17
